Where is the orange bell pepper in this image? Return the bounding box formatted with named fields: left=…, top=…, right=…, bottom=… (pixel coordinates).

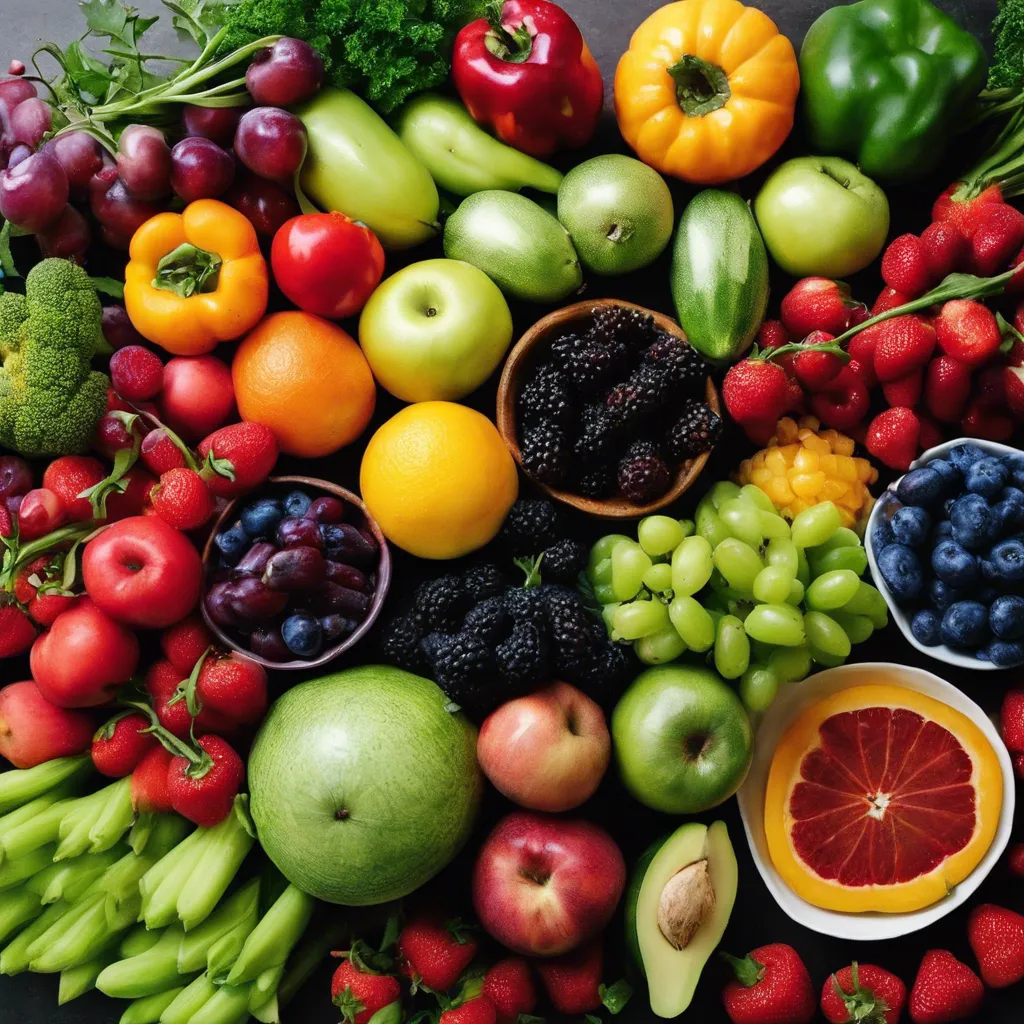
left=124, top=199, right=269, bottom=356
left=614, top=0, right=800, bottom=185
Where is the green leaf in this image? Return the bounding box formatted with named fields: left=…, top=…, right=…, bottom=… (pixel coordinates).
left=0, top=221, right=20, bottom=279
left=584, top=1016, right=602, bottom=1024
left=79, top=437, right=139, bottom=519
left=162, top=0, right=235, bottom=46
left=90, top=275, right=125, bottom=299
left=59, top=40, right=116, bottom=102
left=599, top=980, right=633, bottom=1016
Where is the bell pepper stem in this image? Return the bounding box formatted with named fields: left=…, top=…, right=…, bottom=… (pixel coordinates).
left=668, top=55, right=731, bottom=117
left=484, top=1, right=534, bottom=63
left=153, top=243, right=223, bottom=299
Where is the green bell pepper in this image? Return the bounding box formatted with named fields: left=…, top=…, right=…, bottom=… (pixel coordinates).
left=799, top=0, right=987, bottom=183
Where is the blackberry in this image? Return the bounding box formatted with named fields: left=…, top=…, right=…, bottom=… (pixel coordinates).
left=495, top=621, right=549, bottom=694
left=462, top=597, right=511, bottom=646
left=643, top=332, right=708, bottom=391
left=541, top=539, right=588, bottom=584
left=572, top=404, right=619, bottom=462
left=378, top=613, right=424, bottom=672
left=541, top=583, right=586, bottom=618
left=420, top=631, right=449, bottom=669
left=589, top=642, right=636, bottom=704
left=432, top=633, right=497, bottom=714
left=414, top=575, right=470, bottom=633
left=590, top=305, right=657, bottom=350
left=462, top=562, right=508, bottom=603
left=605, top=365, right=671, bottom=429
left=564, top=342, right=620, bottom=394
left=618, top=439, right=672, bottom=505
left=520, top=420, right=570, bottom=485
left=503, top=586, right=549, bottom=629
left=572, top=462, right=617, bottom=499
left=550, top=330, right=589, bottom=369
left=549, top=602, right=604, bottom=681
left=518, top=363, right=573, bottom=427
left=664, top=399, right=723, bottom=461
left=501, top=499, right=565, bottom=555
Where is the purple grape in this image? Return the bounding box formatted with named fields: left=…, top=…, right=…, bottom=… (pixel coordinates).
left=205, top=581, right=238, bottom=629
left=5, top=494, right=23, bottom=515
left=47, top=131, right=104, bottom=194
left=102, top=305, right=146, bottom=350
left=246, top=38, right=324, bottom=107
left=320, top=523, right=377, bottom=567
left=226, top=576, right=289, bottom=623
left=170, top=136, right=235, bottom=203
left=36, top=204, right=91, bottom=262
left=323, top=561, right=370, bottom=593
left=0, top=150, right=68, bottom=232
left=116, top=124, right=172, bottom=201
left=223, top=170, right=298, bottom=236
left=0, top=77, right=36, bottom=124
left=309, top=583, right=369, bottom=617
left=6, top=144, right=32, bottom=169
left=183, top=105, right=244, bottom=146
left=235, top=541, right=277, bottom=577
left=9, top=97, right=51, bottom=147
left=263, top=546, right=325, bottom=591
left=305, top=496, right=346, bottom=524
left=277, top=516, right=324, bottom=550
left=234, top=107, right=306, bottom=181
left=320, top=614, right=357, bottom=643
left=0, top=456, right=32, bottom=498
left=89, top=162, right=164, bottom=249
left=250, top=627, right=289, bottom=662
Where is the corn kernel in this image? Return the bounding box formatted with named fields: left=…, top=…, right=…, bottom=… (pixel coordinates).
left=789, top=498, right=810, bottom=515
left=751, top=467, right=773, bottom=488
left=776, top=418, right=799, bottom=444
left=794, top=448, right=820, bottom=473
left=819, top=429, right=840, bottom=451
left=822, top=478, right=848, bottom=502
left=751, top=451, right=766, bottom=468
left=766, top=476, right=796, bottom=505
left=791, top=471, right=827, bottom=498
left=800, top=416, right=821, bottom=432
left=765, top=449, right=787, bottom=475
left=833, top=435, right=856, bottom=457
left=838, top=508, right=856, bottom=529
left=855, top=459, right=874, bottom=483
left=819, top=453, right=838, bottom=477
left=805, top=434, right=832, bottom=455
left=836, top=456, right=858, bottom=482
left=779, top=444, right=800, bottom=465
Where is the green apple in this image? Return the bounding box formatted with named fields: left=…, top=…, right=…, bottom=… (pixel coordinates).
left=359, top=258, right=513, bottom=403
left=754, top=156, right=890, bottom=278
left=611, top=665, right=752, bottom=815
left=557, top=155, right=674, bottom=275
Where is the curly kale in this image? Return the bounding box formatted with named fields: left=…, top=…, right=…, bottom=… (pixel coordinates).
left=222, top=0, right=486, bottom=112
left=990, top=0, right=1024, bottom=90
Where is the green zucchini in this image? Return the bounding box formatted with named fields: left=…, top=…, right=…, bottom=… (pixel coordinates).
left=670, top=190, right=769, bottom=366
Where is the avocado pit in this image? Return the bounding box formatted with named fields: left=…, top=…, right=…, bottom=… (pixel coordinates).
left=657, top=858, right=716, bottom=950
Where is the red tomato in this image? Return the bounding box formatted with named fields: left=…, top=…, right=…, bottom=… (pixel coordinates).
left=271, top=212, right=385, bottom=319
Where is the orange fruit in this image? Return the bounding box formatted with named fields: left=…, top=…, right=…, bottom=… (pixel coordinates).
left=232, top=311, right=376, bottom=458
left=765, top=680, right=1002, bottom=914
left=360, top=402, right=518, bottom=559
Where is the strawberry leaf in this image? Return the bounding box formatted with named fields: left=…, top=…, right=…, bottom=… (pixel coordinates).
left=168, top=646, right=212, bottom=718
left=599, top=980, right=633, bottom=1015
left=379, top=913, right=401, bottom=955
left=365, top=1003, right=403, bottom=1024
left=584, top=1016, right=602, bottom=1024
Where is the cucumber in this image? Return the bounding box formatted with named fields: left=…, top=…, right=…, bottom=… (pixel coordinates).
left=670, top=190, right=769, bottom=366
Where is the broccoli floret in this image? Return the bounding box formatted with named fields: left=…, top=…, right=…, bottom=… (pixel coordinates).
left=0, top=258, right=111, bottom=458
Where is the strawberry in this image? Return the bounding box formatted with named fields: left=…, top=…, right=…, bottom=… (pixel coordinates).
left=781, top=278, right=857, bottom=337
left=536, top=937, right=603, bottom=1014
left=17, top=487, right=66, bottom=540
left=91, top=712, right=156, bottom=778
left=161, top=614, right=214, bottom=674
left=149, top=468, right=215, bottom=530
left=131, top=745, right=175, bottom=813
left=197, top=422, right=279, bottom=499
left=1015, top=752, right=1024, bottom=780
left=882, top=234, right=930, bottom=296
left=793, top=331, right=844, bottom=391
left=847, top=328, right=881, bottom=387
left=924, top=356, right=972, bottom=423
left=105, top=468, right=157, bottom=521
left=167, top=733, right=245, bottom=827
left=882, top=369, right=923, bottom=409
left=42, top=456, right=107, bottom=522
left=935, top=300, right=1001, bottom=368
left=722, top=943, right=815, bottom=1024
left=932, top=182, right=1004, bottom=237
left=483, top=959, right=536, bottom=1024
left=968, top=202, right=1024, bottom=276
left=968, top=903, right=1024, bottom=988
left=872, top=287, right=910, bottom=316
left=0, top=603, right=37, bottom=658
left=331, top=953, right=402, bottom=1024
left=821, top=962, right=905, bottom=1024
left=758, top=319, right=790, bottom=350
left=106, top=385, right=134, bottom=414
left=1000, top=689, right=1024, bottom=752
left=397, top=914, right=478, bottom=992
left=13, top=556, right=55, bottom=605
left=866, top=407, right=922, bottom=471
left=920, top=221, right=967, bottom=281
left=872, top=316, right=936, bottom=382
left=193, top=649, right=268, bottom=728
left=145, top=658, right=236, bottom=738
left=809, top=365, right=870, bottom=433
left=1003, top=364, right=1024, bottom=419
left=28, top=591, right=80, bottom=628
left=1009, top=843, right=1024, bottom=877
left=0, top=505, right=12, bottom=537
left=140, top=428, right=188, bottom=477
left=109, top=345, right=164, bottom=402
left=917, top=415, right=942, bottom=452
left=908, top=950, right=983, bottom=1024
left=962, top=398, right=1014, bottom=441
left=723, top=359, right=795, bottom=427
left=441, top=998, right=497, bottom=1024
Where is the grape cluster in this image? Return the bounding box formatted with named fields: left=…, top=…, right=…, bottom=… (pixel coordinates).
left=586, top=483, right=887, bottom=713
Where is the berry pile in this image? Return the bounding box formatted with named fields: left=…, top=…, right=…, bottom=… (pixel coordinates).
left=378, top=500, right=633, bottom=715
left=873, top=443, right=1024, bottom=667
left=207, top=485, right=380, bottom=662
left=516, top=306, right=719, bottom=505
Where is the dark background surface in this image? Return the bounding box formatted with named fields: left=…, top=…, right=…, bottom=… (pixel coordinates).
left=2, top=0, right=1022, bottom=1022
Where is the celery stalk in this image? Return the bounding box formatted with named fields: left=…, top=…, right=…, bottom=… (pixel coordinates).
left=0, top=756, right=92, bottom=815
left=119, top=986, right=185, bottom=1024
left=0, top=844, right=56, bottom=892
left=191, top=982, right=252, bottom=1024
left=33, top=888, right=138, bottom=972
left=177, top=809, right=255, bottom=931
left=144, top=838, right=215, bottom=929
left=120, top=924, right=163, bottom=958
left=37, top=847, right=126, bottom=904
left=278, top=921, right=348, bottom=1008
left=26, top=889, right=105, bottom=963
left=145, top=816, right=193, bottom=860
left=1, top=798, right=76, bottom=861
left=253, top=963, right=284, bottom=1003
left=226, top=884, right=315, bottom=985
left=178, top=878, right=259, bottom=974
left=139, top=827, right=204, bottom=903
left=251, top=991, right=280, bottom=1024
left=88, top=777, right=136, bottom=853
left=160, top=971, right=218, bottom=1024
left=0, top=899, right=69, bottom=975
left=206, top=913, right=257, bottom=983
left=0, top=888, right=43, bottom=944
left=0, top=786, right=75, bottom=852
left=55, top=790, right=116, bottom=861
left=96, top=924, right=189, bottom=998
left=128, top=813, right=156, bottom=855
left=58, top=949, right=117, bottom=1003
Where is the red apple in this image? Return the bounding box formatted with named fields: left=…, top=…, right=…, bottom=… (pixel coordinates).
left=477, top=683, right=610, bottom=812
left=159, top=355, right=235, bottom=442
left=472, top=812, right=625, bottom=957
left=30, top=600, right=139, bottom=708
left=0, top=681, right=96, bottom=767
left=81, top=515, right=202, bottom=627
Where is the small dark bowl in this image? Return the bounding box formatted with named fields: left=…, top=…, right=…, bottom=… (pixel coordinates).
left=200, top=475, right=391, bottom=671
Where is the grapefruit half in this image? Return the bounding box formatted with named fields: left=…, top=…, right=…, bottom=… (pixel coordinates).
left=765, top=684, right=1002, bottom=913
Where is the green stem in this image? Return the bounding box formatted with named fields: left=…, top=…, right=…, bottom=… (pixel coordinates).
left=37, top=847, right=125, bottom=905
left=192, top=982, right=252, bottom=1024
left=0, top=522, right=98, bottom=592
left=96, top=924, right=190, bottom=999
left=144, top=830, right=216, bottom=930
left=58, top=950, right=116, bottom=1003
left=0, top=845, right=57, bottom=892
left=278, top=921, right=349, bottom=1007
left=0, top=888, right=43, bottom=945
left=87, top=777, right=136, bottom=854
left=30, top=891, right=116, bottom=972
left=177, top=877, right=260, bottom=974
left=721, top=951, right=765, bottom=988
left=162, top=972, right=219, bottom=1024
left=138, top=826, right=204, bottom=903
left=1, top=899, right=70, bottom=975
left=0, top=790, right=73, bottom=860
left=207, top=911, right=259, bottom=983
left=0, top=756, right=92, bottom=816
left=226, top=884, right=316, bottom=986
left=123, top=700, right=205, bottom=764
left=56, top=788, right=119, bottom=862
left=762, top=339, right=851, bottom=364
left=119, top=986, right=187, bottom=1024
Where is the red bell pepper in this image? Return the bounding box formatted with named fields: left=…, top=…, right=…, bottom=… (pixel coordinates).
left=452, top=0, right=603, bottom=158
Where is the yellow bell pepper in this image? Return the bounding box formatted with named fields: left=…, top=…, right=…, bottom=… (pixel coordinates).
left=614, top=0, right=800, bottom=185
left=124, top=199, right=269, bottom=356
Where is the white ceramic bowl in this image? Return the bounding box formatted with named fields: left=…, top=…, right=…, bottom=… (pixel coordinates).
left=864, top=437, right=1023, bottom=671
left=736, top=662, right=1014, bottom=941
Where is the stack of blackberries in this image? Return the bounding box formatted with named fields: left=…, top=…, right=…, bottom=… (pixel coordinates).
left=377, top=500, right=635, bottom=716
left=516, top=306, right=721, bottom=505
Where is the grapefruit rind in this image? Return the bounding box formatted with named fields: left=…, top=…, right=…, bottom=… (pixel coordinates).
left=764, top=684, right=1002, bottom=914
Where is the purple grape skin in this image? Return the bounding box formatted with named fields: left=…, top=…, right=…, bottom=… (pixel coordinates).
left=263, top=546, right=326, bottom=591
left=235, top=541, right=277, bottom=577
left=205, top=581, right=238, bottom=629
left=250, top=627, right=290, bottom=662
left=183, top=105, right=243, bottom=147
left=234, top=107, right=306, bottom=181
left=277, top=516, right=324, bottom=550
left=170, top=136, right=235, bottom=202
left=321, top=614, right=357, bottom=643
left=305, top=496, right=346, bottom=524
left=309, top=583, right=370, bottom=617
left=226, top=576, right=289, bottom=623
left=245, top=38, right=324, bottom=107
left=323, top=561, right=370, bottom=593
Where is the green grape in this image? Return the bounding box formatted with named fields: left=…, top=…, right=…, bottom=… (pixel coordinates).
left=590, top=534, right=631, bottom=571
left=713, top=538, right=764, bottom=592
left=868, top=601, right=888, bottom=630
left=611, top=541, right=651, bottom=601
left=671, top=536, right=714, bottom=596
left=804, top=611, right=852, bottom=658
left=785, top=579, right=805, bottom=606
left=759, top=511, right=791, bottom=540
left=714, top=615, right=750, bottom=679
left=740, top=484, right=775, bottom=513
left=766, top=538, right=799, bottom=577
left=614, top=599, right=669, bottom=641
left=696, top=501, right=732, bottom=548
left=601, top=603, right=620, bottom=632
left=809, top=642, right=847, bottom=668
left=810, top=546, right=868, bottom=577
left=725, top=593, right=753, bottom=621
left=593, top=582, right=616, bottom=605
left=769, top=645, right=813, bottom=683
left=750, top=638, right=775, bottom=663
left=643, top=563, right=673, bottom=593
left=796, top=547, right=811, bottom=587
left=707, top=481, right=742, bottom=509
left=806, top=570, right=861, bottom=611
left=831, top=611, right=874, bottom=645
left=719, top=498, right=764, bottom=548
left=842, top=582, right=888, bottom=627
left=638, top=516, right=686, bottom=556
left=791, top=501, right=842, bottom=549
left=753, top=565, right=794, bottom=604
left=669, top=596, right=716, bottom=651
left=590, top=557, right=613, bottom=586
left=635, top=627, right=687, bottom=665
left=814, top=527, right=861, bottom=553
left=741, top=665, right=780, bottom=713
left=679, top=519, right=696, bottom=539
left=744, top=603, right=806, bottom=646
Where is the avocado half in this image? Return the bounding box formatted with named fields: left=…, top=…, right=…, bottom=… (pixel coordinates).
left=624, top=821, right=737, bottom=1018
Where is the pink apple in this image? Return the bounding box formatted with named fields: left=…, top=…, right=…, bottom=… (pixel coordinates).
left=0, top=681, right=96, bottom=767
left=477, top=682, right=610, bottom=812
left=472, top=811, right=625, bottom=957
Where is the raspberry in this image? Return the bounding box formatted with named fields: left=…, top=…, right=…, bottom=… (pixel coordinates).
left=149, top=468, right=215, bottom=530
left=617, top=439, right=671, bottom=504
left=881, top=234, right=930, bottom=297
left=109, top=345, right=164, bottom=402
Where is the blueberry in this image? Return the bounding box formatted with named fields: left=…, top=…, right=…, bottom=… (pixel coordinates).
left=871, top=516, right=895, bottom=552
left=1003, top=454, right=1024, bottom=490
left=983, top=538, right=1024, bottom=582
left=240, top=497, right=284, bottom=538
left=928, top=457, right=962, bottom=493
left=930, top=579, right=968, bottom=611
left=965, top=458, right=1009, bottom=501
left=977, top=586, right=999, bottom=605
left=896, top=467, right=944, bottom=508
left=940, top=601, right=990, bottom=649
left=931, top=540, right=980, bottom=588
left=281, top=612, right=323, bottom=658
left=949, top=493, right=992, bottom=552
left=876, top=544, right=925, bottom=602
left=982, top=640, right=1024, bottom=667
left=992, top=488, right=1024, bottom=537
left=931, top=521, right=953, bottom=544
left=911, top=609, right=942, bottom=647
left=891, top=506, right=931, bottom=547
left=990, top=595, right=1024, bottom=640
left=214, top=521, right=250, bottom=565
left=283, top=490, right=313, bottom=518
left=948, top=444, right=987, bottom=473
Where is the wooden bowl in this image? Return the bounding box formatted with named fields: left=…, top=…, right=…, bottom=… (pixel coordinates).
left=497, top=299, right=721, bottom=518
left=200, top=475, right=391, bottom=671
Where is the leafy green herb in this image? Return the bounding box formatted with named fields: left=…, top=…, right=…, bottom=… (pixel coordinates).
left=990, top=0, right=1024, bottom=90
